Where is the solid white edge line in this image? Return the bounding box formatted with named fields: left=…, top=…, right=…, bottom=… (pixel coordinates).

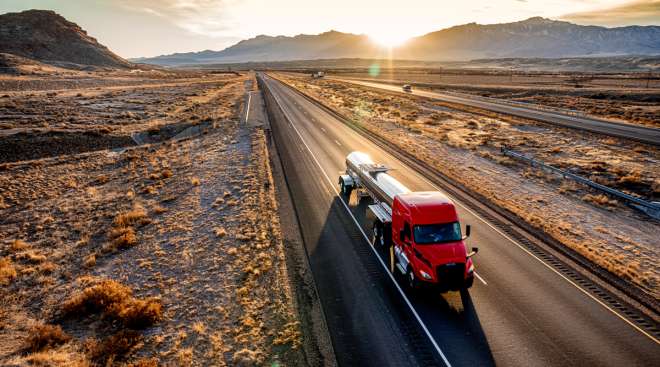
left=474, top=272, right=487, bottom=286
left=265, top=76, right=454, bottom=367
left=245, top=91, right=252, bottom=123
left=326, top=78, right=658, bottom=345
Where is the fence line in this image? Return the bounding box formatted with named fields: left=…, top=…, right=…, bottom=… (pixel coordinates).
left=441, top=90, right=585, bottom=117
left=501, top=147, right=660, bottom=220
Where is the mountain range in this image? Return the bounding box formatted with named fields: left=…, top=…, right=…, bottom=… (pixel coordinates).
left=0, top=10, right=658, bottom=70
left=137, top=17, right=660, bottom=66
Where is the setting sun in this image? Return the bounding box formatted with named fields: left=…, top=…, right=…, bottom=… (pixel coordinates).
left=368, top=31, right=411, bottom=47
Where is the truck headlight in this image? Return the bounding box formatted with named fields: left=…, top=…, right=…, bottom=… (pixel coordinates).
left=420, top=270, right=433, bottom=280
left=467, top=264, right=474, bottom=274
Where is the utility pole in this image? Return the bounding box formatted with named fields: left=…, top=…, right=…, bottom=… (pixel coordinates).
left=646, top=69, right=651, bottom=89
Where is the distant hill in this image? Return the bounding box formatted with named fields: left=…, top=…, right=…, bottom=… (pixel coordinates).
left=136, top=31, right=382, bottom=66
left=0, top=10, right=131, bottom=69
left=137, top=17, right=660, bottom=67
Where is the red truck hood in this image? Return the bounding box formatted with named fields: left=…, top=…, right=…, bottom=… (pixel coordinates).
left=416, top=241, right=466, bottom=266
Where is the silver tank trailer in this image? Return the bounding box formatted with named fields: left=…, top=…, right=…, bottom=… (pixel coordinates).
left=345, top=151, right=410, bottom=207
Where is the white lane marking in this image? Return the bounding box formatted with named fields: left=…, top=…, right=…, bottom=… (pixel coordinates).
left=475, top=272, right=487, bottom=286
left=274, top=75, right=659, bottom=345
left=267, top=77, right=453, bottom=367
left=244, top=91, right=252, bottom=122
left=334, top=139, right=342, bottom=147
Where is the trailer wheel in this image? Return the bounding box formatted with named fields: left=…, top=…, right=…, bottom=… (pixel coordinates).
left=372, top=221, right=384, bottom=247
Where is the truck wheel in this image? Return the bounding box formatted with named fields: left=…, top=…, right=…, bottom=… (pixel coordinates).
left=340, top=181, right=352, bottom=197
left=464, top=276, right=474, bottom=289
left=372, top=221, right=384, bottom=247
left=407, top=268, right=419, bottom=291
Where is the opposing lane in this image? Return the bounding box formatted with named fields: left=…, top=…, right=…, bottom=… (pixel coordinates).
left=262, top=74, right=660, bottom=366
left=330, top=77, right=660, bottom=146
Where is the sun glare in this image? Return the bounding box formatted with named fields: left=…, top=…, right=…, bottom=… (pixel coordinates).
left=368, top=32, right=410, bottom=47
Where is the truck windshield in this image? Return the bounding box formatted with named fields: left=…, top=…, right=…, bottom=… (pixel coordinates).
left=413, top=222, right=462, bottom=244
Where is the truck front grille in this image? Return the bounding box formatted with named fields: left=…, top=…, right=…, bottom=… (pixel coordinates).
left=436, top=263, right=465, bottom=286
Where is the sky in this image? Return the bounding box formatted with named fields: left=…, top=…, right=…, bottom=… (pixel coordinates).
left=1, top=0, right=658, bottom=59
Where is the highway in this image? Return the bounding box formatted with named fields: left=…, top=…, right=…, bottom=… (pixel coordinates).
left=259, top=73, right=659, bottom=367
left=331, top=77, right=660, bottom=146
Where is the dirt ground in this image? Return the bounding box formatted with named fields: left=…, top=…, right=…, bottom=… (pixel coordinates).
left=0, top=70, right=243, bottom=163
left=327, top=70, right=660, bottom=128
left=0, top=72, right=308, bottom=366
left=277, top=73, right=660, bottom=300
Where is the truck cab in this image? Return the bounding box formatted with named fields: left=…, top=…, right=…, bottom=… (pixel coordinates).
left=402, top=84, right=412, bottom=92
left=392, top=192, right=477, bottom=291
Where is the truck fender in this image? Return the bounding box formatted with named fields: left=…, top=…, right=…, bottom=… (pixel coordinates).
left=338, top=174, right=354, bottom=188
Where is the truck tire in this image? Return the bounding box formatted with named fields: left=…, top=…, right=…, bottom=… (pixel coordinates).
left=340, top=181, right=352, bottom=197
left=407, top=267, right=419, bottom=291
left=372, top=221, right=384, bottom=247
left=464, top=276, right=474, bottom=289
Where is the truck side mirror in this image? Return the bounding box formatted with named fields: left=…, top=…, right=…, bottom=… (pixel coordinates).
left=467, top=247, right=479, bottom=258
left=463, top=224, right=471, bottom=240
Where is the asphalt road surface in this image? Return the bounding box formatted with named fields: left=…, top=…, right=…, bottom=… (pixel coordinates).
left=259, top=74, right=659, bottom=367
left=331, top=77, right=660, bottom=146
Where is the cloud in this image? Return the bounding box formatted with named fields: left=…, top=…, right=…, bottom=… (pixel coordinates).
left=116, top=0, right=241, bottom=37
left=561, top=0, right=660, bottom=26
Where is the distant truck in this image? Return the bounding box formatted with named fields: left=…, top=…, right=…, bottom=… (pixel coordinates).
left=402, top=84, right=412, bottom=92
left=311, top=71, right=325, bottom=78
left=339, top=151, right=478, bottom=291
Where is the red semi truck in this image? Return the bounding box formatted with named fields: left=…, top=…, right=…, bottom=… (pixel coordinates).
left=339, top=151, right=478, bottom=291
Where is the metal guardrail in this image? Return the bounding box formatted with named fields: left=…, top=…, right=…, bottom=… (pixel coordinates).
left=441, top=90, right=586, bottom=117
left=501, top=147, right=660, bottom=220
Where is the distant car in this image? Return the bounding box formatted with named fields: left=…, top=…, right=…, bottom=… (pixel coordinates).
left=402, top=84, right=412, bottom=92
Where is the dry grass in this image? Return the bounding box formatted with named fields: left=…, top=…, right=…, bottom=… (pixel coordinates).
left=83, top=254, right=96, bottom=268
left=24, top=324, right=71, bottom=353
left=113, top=207, right=149, bottom=228
left=18, top=250, right=47, bottom=264
left=0, top=257, right=18, bottom=285
left=108, top=227, right=138, bottom=249
left=62, top=279, right=162, bottom=329
left=86, top=330, right=143, bottom=366
left=126, top=358, right=159, bottom=367
left=582, top=193, right=618, bottom=208
left=10, top=239, right=29, bottom=251
left=214, top=227, right=227, bottom=237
